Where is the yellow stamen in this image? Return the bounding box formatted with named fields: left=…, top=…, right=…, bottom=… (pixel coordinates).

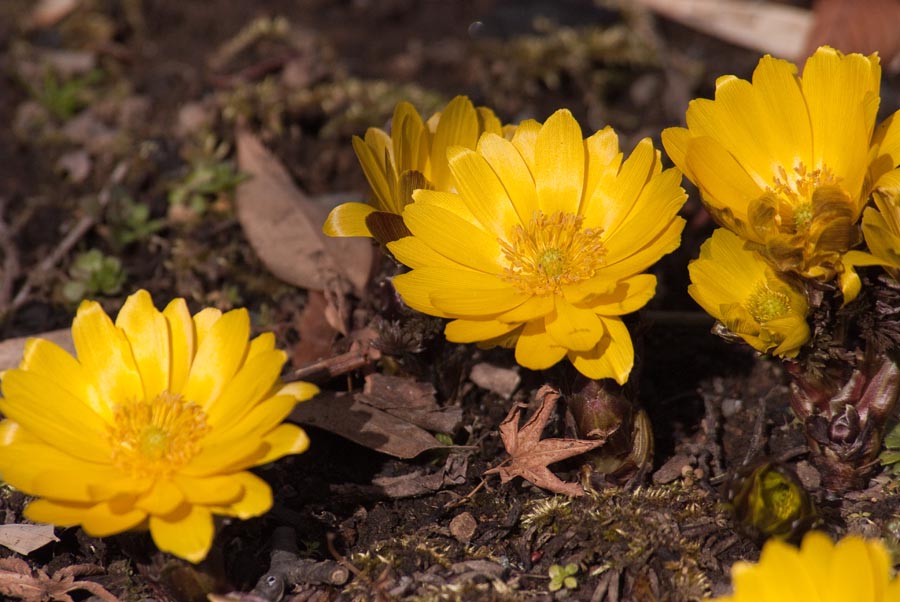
left=769, top=162, right=841, bottom=210
left=108, top=391, right=210, bottom=478
left=499, top=211, right=606, bottom=295
left=745, top=282, right=790, bottom=323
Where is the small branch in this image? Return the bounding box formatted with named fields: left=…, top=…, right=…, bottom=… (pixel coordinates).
left=4, top=162, right=124, bottom=317
left=250, top=527, right=349, bottom=601
left=0, top=198, right=21, bottom=313
left=289, top=346, right=376, bottom=383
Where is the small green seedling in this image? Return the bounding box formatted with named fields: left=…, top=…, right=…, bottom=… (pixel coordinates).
left=548, top=563, right=578, bottom=592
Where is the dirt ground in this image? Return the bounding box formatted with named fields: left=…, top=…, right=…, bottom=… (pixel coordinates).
left=1, top=1, right=899, bottom=601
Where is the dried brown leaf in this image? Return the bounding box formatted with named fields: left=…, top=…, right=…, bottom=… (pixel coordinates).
left=0, top=559, right=117, bottom=602
left=0, top=524, right=59, bottom=555
left=288, top=391, right=447, bottom=459
left=359, top=374, right=462, bottom=434
left=485, top=385, right=606, bottom=497
left=234, top=127, right=374, bottom=295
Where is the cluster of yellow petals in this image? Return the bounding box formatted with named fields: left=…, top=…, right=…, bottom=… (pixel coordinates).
left=323, top=95, right=505, bottom=245
left=665, top=46, right=900, bottom=305
left=709, top=531, right=900, bottom=602
left=388, top=109, right=686, bottom=383
left=0, top=290, right=318, bottom=563
left=689, top=229, right=810, bottom=357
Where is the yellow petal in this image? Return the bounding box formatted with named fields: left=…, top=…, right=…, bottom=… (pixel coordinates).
left=447, top=146, right=520, bottom=238
left=826, top=536, right=876, bottom=602
left=683, top=136, right=761, bottom=224
left=72, top=299, right=143, bottom=410
left=573, top=317, right=634, bottom=383
left=0, top=370, right=110, bottom=463
left=18, top=337, right=109, bottom=422
left=247, top=331, right=276, bottom=361
left=205, top=349, right=286, bottom=428
left=429, top=96, right=479, bottom=191
left=115, top=290, right=170, bottom=403
left=182, top=436, right=263, bottom=477
left=599, top=217, right=686, bottom=282
left=26, top=498, right=147, bottom=537
left=546, top=299, right=604, bottom=351
left=150, top=504, right=214, bottom=563
left=193, top=307, right=223, bottom=349
left=173, top=474, right=243, bottom=505
left=277, top=381, right=319, bottom=402
left=495, top=295, right=554, bottom=322
left=388, top=269, right=454, bottom=318
left=477, top=133, right=538, bottom=224
left=511, top=119, right=541, bottom=173
left=250, top=423, right=310, bottom=467
left=534, top=109, right=584, bottom=215
left=588, top=138, right=655, bottom=235
left=163, top=298, right=195, bottom=395
left=392, top=267, right=522, bottom=318
left=389, top=232, right=463, bottom=271
left=391, top=101, right=426, bottom=177
left=603, top=167, right=686, bottom=261
left=352, top=135, right=395, bottom=212
left=445, top=318, right=521, bottom=343
left=135, top=480, right=185, bottom=516
left=208, top=471, right=273, bottom=519
left=514, top=320, right=567, bottom=370
left=210, top=394, right=297, bottom=445
left=323, top=202, right=376, bottom=237
left=583, top=126, right=622, bottom=203
left=661, top=127, right=692, bottom=179
left=802, top=47, right=879, bottom=199
left=402, top=201, right=503, bottom=271
left=0, top=439, right=120, bottom=502
left=571, top=273, right=657, bottom=315
left=183, top=308, right=250, bottom=409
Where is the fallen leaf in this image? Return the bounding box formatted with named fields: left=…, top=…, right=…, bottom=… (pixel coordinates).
left=469, top=362, right=521, bottom=399
left=24, top=0, right=81, bottom=30
left=359, top=374, right=462, bottom=434
left=234, top=127, right=373, bottom=296
left=291, top=290, right=339, bottom=366
left=0, top=524, right=59, bottom=555
left=0, top=558, right=117, bottom=602
left=289, top=391, right=447, bottom=459
left=0, top=329, right=73, bottom=373
left=485, top=385, right=606, bottom=497
left=634, top=0, right=812, bottom=61
left=368, top=453, right=468, bottom=498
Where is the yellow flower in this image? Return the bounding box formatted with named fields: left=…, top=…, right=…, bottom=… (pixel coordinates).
left=688, top=229, right=810, bottom=357
left=323, top=95, right=504, bottom=245
left=663, top=46, right=900, bottom=295
left=0, top=290, right=318, bottom=563
left=709, top=531, right=900, bottom=602
left=844, top=168, right=900, bottom=283
left=388, top=109, right=686, bottom=383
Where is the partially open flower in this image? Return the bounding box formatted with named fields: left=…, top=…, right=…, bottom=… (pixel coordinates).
left=323, top=95, right=504, bottom=245
left=388, top=109, right=686, bottom=382
left=709, top=531, right=900, bottom=602
left=664, top=46, right=900, bottom=299
left=688, top=229, right=810, bottom=357
left=844, top=168, right=900, bottom=284
left=0, top=290, right=318, bottom=563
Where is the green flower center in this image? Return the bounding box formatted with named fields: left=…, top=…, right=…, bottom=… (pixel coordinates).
left=108, top=391, right=210, bottom=478
left=500, top=211, right=606, bottom=295
left=745, top=282, right=790, bottom=323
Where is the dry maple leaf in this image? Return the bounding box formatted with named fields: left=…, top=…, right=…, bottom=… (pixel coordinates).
left=485, top=385, right=607, bottom=497
left=0, top=558, right=118, bottom=602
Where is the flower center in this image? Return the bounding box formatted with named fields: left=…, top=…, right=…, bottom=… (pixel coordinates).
left=745, top=282, right=790, bottom=323
left=499, top=211, right=606, bottom=295
left=769, top=162, right=841, bottom=208
left=107, top=391, right=210, bottom=478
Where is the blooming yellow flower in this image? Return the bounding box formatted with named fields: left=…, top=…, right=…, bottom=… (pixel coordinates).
left=323, top=95, right=504, bottom=244
left=0, top=290, right=318, bottom=563
left=663, top=46, right=900, bottom=299
left=709, top=531, right=900, bottom=602
left=388, top=109, right=686, bottom=383
left=689, top=229, right=810, bottom=357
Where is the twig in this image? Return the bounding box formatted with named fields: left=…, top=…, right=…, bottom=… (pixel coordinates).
left=326, top=532, right=391, bottom=602
left=0, top=198, right=21, bottom=313
left=5, top=162, right=124, bottom=317
left=250, top=527, right=349, bottom=601
left=290, top=346, right=376, bottom=383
